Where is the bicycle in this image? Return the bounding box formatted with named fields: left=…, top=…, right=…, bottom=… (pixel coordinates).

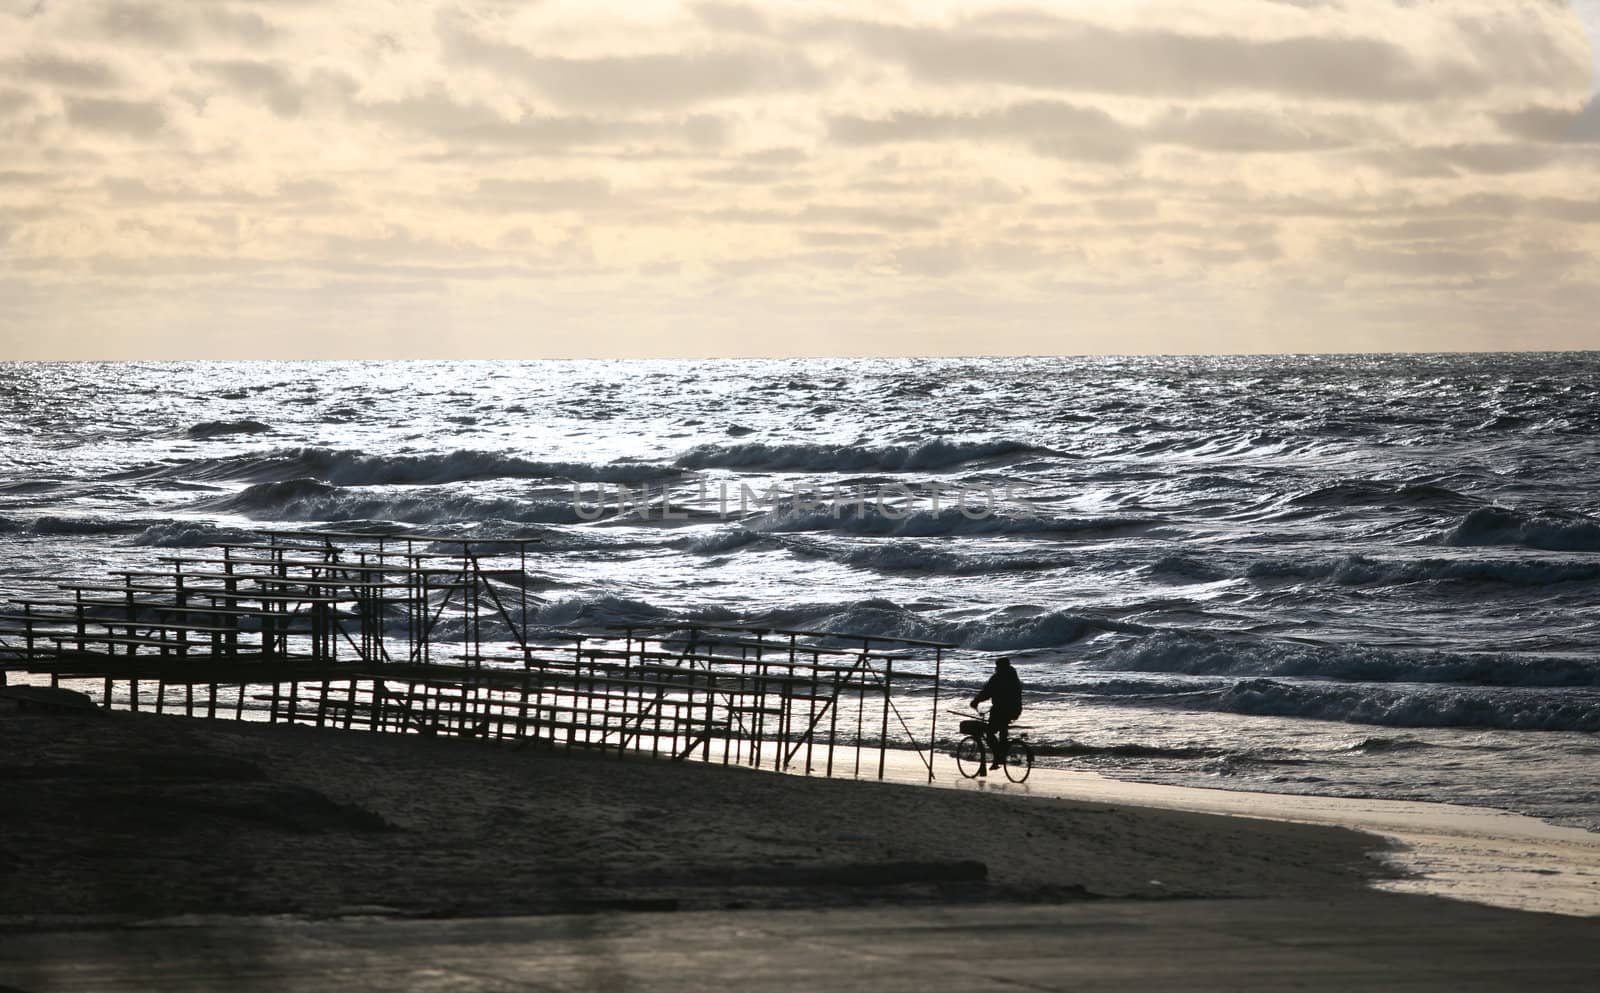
left=948, top=709, right=1033, bottom=783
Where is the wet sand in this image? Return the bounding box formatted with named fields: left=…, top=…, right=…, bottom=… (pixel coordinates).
left=865, top=748, right=1600, bottom=918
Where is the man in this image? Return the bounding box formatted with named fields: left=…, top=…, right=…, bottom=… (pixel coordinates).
left=971, top=656, right=1022, bottom=771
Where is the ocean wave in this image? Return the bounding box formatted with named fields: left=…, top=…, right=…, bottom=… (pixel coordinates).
left=206, top=479, right=587, bottom=526
left=1288, top=480, right=1477, bottom=508
left=1442, top=506, right=1600, bottom=552
left=525, top=594, right=694, bottom=628
left=132, top=520, right=266, bottom=548
left=774, top=536, right=1073, bottom=575
left=743, top=504, right=1158, bottom=539
left=0, top=480, right=63, bottom=494
left=1342, top=735, right=1431, bottom=754
left=674, top=438, right=1058, bottom=473
left=1120, top=431, right=1344, bottom=460
left=117, top=447, right=679, bottom=487
left=1095, top=633, right=1600, bottom=688
left=515, top=595, right=1133, bottom=652
left=1030, top=741, right=1227, bottom=760
left=1244, top=554, right=1600, bottom=588
left=16, top=515, right=150, bottom=536
left=680, top=528, right=771, bottom=555
left=1057, top=672, right=1600, bottom=731
left=185, top=419, right=272, bottom=438
left=1147, top=555, right=1233, bottom=582
left=1182, top=678, right=1600, bottom=733
left=747, top=600, right=1140, bottom=651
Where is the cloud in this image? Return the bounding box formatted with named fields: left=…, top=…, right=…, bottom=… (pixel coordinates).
left=16, top=52, right=120, bottom=88
left=194, top=59, right=301, bottom=116
left=1145, top=106, right=1369, bottom=153
left=829, top=101, right=1374, bottom=162
left=354, top=88, right=717, bottom=150
left=471, top=177, right=616, bottom=210
left=0, top=87, right=33, bottom=116
left=1495, top=99, right=1600, bottom=143
left=702, top=204, right=940, bottom=231
left=203, top=7, right=279, bottom=47
left=823, top=16, right=1483, bottom=103
left=4, top=0, right=1598, bottom=358
left=64, top=95, right=166, bottom=136
left=437, top=13, right=821, bottom=110
left=829, top=101, right=1140, bottom=163
left=691, top=2, right=770, bottom=35
left=1359, top=143, right=1560, bottom=177
left=98, top=2, right=189, bottom=47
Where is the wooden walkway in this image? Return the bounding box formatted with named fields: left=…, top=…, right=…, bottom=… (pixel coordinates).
left=0, top=530, right=952, bottom=780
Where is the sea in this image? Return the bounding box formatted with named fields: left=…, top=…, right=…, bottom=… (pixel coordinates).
left=2, top=353, right=1597, bottom=832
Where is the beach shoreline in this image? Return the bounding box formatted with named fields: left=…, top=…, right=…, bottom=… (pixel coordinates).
left=2, top=709, right=1394, bottom=928
left=860, top=745, right=1600, bottom=918
left=5, top=709, right=1599, bottom=990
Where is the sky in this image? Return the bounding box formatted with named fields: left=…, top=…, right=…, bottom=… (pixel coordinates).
left=1, top=0, right=1598, bottom=359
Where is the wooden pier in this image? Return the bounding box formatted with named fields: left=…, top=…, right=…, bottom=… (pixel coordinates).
left=0, top=531, right=951, bottom=780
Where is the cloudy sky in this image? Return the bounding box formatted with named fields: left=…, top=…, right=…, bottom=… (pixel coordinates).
left=1, top=0, right=1597, bottom=358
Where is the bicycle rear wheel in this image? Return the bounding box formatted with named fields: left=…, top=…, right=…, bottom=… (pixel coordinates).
left=1003, top=740, right=1033, bottom=783
left=955, top=735, right=986, bottom=779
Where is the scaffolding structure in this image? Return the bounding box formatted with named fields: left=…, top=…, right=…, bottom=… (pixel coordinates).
left=0, top=531, right=951, bottom=781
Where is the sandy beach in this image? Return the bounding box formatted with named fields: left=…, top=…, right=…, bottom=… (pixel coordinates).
left=1, top=710, right=1383, bottom=923
left=3, top=710, right=1600, bottom=991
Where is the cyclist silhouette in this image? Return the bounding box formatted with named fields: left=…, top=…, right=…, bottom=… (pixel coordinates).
left=970, top=656, right=1022, bottom=770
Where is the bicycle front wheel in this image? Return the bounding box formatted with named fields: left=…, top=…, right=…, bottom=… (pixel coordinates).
left=955, top=735, right=985, bottom=779
left=1003, top=740, right=1033, bottom=783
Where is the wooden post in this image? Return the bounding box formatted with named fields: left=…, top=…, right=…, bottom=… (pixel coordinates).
left=806, top=657, right=820, bottom=774
left=928, top=647, right=942, bottom=783
left=317, top=673, right=331, bottom=728
left=854, top=653, right=866, bottom=778
left=878, top=656, right=892, bottom=781
left=702, top=667, right=715, bottom=762
left=223, top=550, right=239, bottom=654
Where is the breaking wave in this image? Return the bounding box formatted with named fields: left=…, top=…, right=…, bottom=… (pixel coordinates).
left=674, top=438, right=1059, bottom=473
left=1095, top=633, right=1600, bottom=688
left=1442, top=506, right=1600, bottom=552
left=118, top=447, right=679, bottom=487
left=186, top=419, right=272, bottom=438
left=772, top=536, right=1073, bottom=575
left=743, top=504, right=1159, bottom=539
left=206, top=478, right=586, bottom=526
left=516, top=594, right=1135, bottom=652
left=1172, top=679, right=1600, bottom=733
left=1244, top=553, right=1600, bottom=587
left=1289, top=480, right=1478, bottom=508
left=133, top=520, right=266, bottom=548
left=11, top=515, right=150, bottom=536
